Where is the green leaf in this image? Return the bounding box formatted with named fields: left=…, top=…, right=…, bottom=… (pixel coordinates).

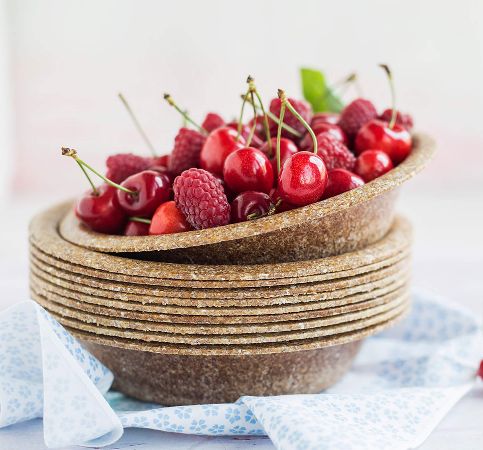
left=300, top=67, right=344, bottom=113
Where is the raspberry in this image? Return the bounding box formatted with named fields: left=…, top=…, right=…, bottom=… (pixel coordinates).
left=379, top=109, right=414, bottom=130
left=202, top=113, right=225, bottom=133
left=269, top=97, right=313, bottom=138
left=168, top=128, right=206, bottom=176
left=316, top=132, right=356, bottom=171
left=105, top=153, right=151, bottom=183
left=173, top=168, right=230, bottom=229
left=338, top=98, right=377, bottom=139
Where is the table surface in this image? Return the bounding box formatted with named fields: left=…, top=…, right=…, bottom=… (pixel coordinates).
left=0, top=191, right=482, bottom=450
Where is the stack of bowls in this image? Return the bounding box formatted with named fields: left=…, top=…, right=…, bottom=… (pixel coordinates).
left=28, top=133, right=434, bottom=405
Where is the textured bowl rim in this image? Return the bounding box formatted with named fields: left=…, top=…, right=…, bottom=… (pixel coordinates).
left=58, top=132, right=435, bottom=253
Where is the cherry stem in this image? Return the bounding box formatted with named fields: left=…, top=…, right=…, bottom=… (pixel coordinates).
left=248, top=77, right=272, bottom=155
left=163, top=94, right=207, bottom=134
left=379, top=64, right=397, bottom=129
left=243, top=95, right=302, bottom=138
left=61, top=148, right=136, bottom=195
left=129, top=217, right=151, bottom=224
left=278, top=89, right=318, bottom=155
left=76, top=160, right=98, bottom=195
left=245, top=91, right=257, bottom=147
left=118, top=93, right=157, bottom=156
left=275, top=96, right=286, bottom=175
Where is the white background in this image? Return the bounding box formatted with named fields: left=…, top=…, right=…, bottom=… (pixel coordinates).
left=0, top=1, right=482, bottom=449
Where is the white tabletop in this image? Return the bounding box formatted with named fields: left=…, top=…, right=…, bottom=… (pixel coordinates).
left=0, top=191, right=482, bottom=450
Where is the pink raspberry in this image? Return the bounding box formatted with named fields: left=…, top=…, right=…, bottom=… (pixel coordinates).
left=168, top=128, right=206, bottom=176
left=173, top=168, right=230, bottom=229
left=202, top=113, right=225, bottom=133
left=316, top=132, right=356, bottom=171
left=338, top=98, right=377, bottom=139
left=105, top=153, right=151, bottom=183
left=379, top=109, right=414, bottom=130
left=269, top=97, right=313, bottom=139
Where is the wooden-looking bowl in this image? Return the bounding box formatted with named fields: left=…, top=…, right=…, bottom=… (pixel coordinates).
left=58, top=133, right=434, bottom=263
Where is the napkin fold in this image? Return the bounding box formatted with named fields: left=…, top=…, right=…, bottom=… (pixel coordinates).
left=0, top=289, right=481, bottom=450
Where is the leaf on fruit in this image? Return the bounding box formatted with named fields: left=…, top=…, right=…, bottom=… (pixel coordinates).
left=300, top=68, right=344, bottom=113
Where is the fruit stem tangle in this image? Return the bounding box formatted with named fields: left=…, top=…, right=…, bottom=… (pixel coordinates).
left=247, top=76, right=272, bottom=155
left=129, top=216, right=152, bottom=224
left=243, top=76, right=257, bottom=147
left=379, top=64, right=397, bottom=129
left=275, top=90, right=287, bottom=175
left=242, top=95, right=302, bottom=138
left=278, top=89, right=318, bottom=156
left=163, top=94, right=207, bottom=134
left=61, top=147, right=137, bottom=195
left=118, top=93, right=157, bottom=157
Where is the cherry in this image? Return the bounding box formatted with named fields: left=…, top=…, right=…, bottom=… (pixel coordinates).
left=270, top=187, right=297, bottom=212
left=274, top=89, right=328, bottom=206
left=278, top=151, right=328, bottom=206
left=202, top=112, right=225, bottom=132
left=75, top=184, right=126, bottom=234
left=117, top=170, right=171, bottom=217
left=150, top=154, right=170, bottom=168
left=230, top=191, right=273, bottom=223
left=355, top=65, right=412, bottom=165
left=311, top=112, right=339, bottom=126
left=355, top=119, right=411, bottom=165
left=355, top=150, right=394, bottom=182
left=260, top=137, right=298, bottom=175
left=148, top=165, right=175, bottom=184
left=299, top=123, right=348, bottom=151
left=149, top=200, right=192, bottom=234
left=477, top=360, right=483, bottom=379
left=322, top=169, right=364, bottom=199
left=124, top=218, right=151, bottom=236
left=223, top=147, right=274, bottom=194
left=199, top=126, right=246, bottom=176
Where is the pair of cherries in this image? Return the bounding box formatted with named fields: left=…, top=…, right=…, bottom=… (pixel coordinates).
left=63, top=149, right=188, bottom=235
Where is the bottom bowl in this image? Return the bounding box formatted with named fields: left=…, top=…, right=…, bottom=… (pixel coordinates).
left=82, top=339, right=362, bottom=405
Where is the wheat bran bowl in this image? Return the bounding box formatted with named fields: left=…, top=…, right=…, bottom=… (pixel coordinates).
left=58, top=133, right=434, bottom=264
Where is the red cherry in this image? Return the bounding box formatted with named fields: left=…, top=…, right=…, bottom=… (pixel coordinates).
left=269, top=187, right=297, bottom=212
left=75, top=184, right=126, bottom=234
left=299, top=123, right=348, bottom=151
left=124, top=220, right=150, bottom=236
left=148, top=165, right=175, bottom=184
left=223, top=147, right=274, bottom=194
left=311, top=112, right=339, bottom=126
left=355, top=150, right=394, bottom=182
left=260, top=137, right=298, bottom=174
left=117, top=170, right=171, bottom=217
left=230, top=191, right=273, bottom=223
left=379, top=109, right=413, bottom=130
left=277, top=151, right=328, bottom=206
left=199, top=127, right=246, bottom=176
left=150, top=154, right=170, bottom=168
left=149, top=200, right=192, bottom=235
left=477, top=360, right=483, bottom=379
left=202, top=112, right=225, bottom=132
left=355, top=119, right=412, bottom=165
left=322, top=169, right=365, bottom=199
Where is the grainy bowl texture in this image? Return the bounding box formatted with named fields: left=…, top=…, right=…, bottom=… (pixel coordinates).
left=28, top=199, right=415, bottom=403
left=58, top=133, right=434, bottom=263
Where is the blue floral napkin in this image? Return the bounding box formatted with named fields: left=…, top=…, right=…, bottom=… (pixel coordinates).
left=0, top=289, right=481, bottom=450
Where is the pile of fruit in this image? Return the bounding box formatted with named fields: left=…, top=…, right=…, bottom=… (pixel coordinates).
left=64, top=65, right=413, bottom=236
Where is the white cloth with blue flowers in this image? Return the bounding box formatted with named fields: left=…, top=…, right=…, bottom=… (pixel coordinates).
left=0, top=289, right=481, bottom=450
